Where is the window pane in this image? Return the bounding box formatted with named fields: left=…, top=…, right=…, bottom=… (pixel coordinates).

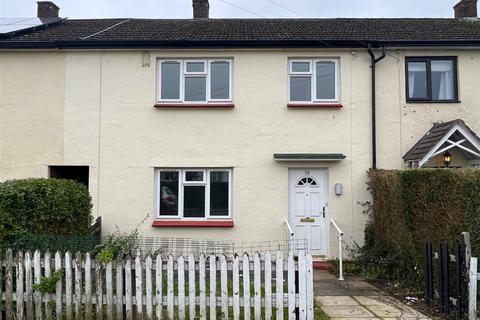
left=186, top=62, right=205, bottom=73
left=290, top=77, right=311, bottom=101
left=185, top=77, right=206, bottom=101
left=292, top=62, right=310, bottom=73
left=210, top=171, right=229, bottom=216
left=186, top=171, right=204, bottom=182
left=160, top=62, right=181, bottom=100
left=431, top=60, right=455, bottom=100
left=159, top=171, right=179, bottom=216
left=211, top=61, right=230, bottom=99
left=407, top=62, right=428, bottom=99
left=184, top=186, right=205, bottom=217
left=316, top=61, right=336, bottom=100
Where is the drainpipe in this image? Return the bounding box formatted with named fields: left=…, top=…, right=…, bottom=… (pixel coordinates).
left=367, top=44, right=386, bottom=170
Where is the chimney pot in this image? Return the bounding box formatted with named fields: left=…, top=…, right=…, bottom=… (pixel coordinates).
left=454, top=0, right=477, bottom=18
left=193, top=0, right=209, bottom=19
left=37, top=1, right=60, bottom=18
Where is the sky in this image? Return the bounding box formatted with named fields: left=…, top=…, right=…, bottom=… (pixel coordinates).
left=0, top=0, right=461, bottom=19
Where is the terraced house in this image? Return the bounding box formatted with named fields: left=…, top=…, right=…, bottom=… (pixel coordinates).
left=1, top=0, right=480, bottom=259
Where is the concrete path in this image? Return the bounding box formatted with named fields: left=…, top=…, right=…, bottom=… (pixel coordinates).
left=315, top=270, right=430, bottom=319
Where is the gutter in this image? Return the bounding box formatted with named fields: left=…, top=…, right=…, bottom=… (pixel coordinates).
left=367, top=44, right=387, bottom=170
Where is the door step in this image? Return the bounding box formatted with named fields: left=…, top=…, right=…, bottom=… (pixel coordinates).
left=312, top=257, right=333, bottom=270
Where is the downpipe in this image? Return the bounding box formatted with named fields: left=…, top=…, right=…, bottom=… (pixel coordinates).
left=367, top=44, right=387, bottom=170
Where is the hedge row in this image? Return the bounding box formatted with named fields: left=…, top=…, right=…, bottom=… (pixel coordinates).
left=358, top=169, right=480, bottom=287
left=0, top=178, right=93, bottom=246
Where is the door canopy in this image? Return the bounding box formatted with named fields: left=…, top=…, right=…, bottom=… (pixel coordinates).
left=403, top=119, right=480, bottom=168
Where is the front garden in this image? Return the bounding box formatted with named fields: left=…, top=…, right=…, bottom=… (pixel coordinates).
left=350, top=168, right=480, bottom=317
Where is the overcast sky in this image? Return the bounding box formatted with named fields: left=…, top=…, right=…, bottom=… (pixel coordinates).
left=0, top=0, right=460, bottom=19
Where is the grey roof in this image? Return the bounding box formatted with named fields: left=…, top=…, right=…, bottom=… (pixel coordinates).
left=403, top=119, right=480, bottom=162
left=2, top=18, right=480, bottom=48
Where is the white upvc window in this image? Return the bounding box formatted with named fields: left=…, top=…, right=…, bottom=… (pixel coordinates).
left=156, top=168, right=232, bottom=219
left=288, top=59, right=340, bottom=103
left=157, top=59, right=233, bottom=103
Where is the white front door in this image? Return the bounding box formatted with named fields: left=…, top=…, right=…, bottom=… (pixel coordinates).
left=288, top=168, right=328, bottom=256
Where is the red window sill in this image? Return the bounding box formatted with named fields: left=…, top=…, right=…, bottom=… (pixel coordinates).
left=288, top=103, right=343, bottom=108
left=152, top=220, right=234, bottom=228
left=154, top=103, right=235, bottom=109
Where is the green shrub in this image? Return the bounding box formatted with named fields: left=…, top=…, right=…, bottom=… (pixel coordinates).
left=357, top=169, right=480, bottom=288
left=0, top=178, right=93, bottom=244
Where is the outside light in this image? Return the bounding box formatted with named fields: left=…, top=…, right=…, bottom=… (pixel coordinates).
left=443, top=151, right=452, bottom=168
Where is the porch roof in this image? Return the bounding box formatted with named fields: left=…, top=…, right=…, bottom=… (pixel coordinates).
left=403, top=119, right=480, bottom=167
left=273, top=153, right=346, bottom=162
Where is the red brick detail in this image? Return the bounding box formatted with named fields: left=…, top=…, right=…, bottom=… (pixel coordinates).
left=152, top=220, right=234, bottom=227
left=287, top=103, right=343, bottom=108
left=154, top=103, right=234, bottom=109
left=313, top=261, right=333, bottom=270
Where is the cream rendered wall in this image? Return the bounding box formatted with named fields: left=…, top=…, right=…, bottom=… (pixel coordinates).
left=0, top=52, right=65, bottom=179
left=93, top=49, right=372, bottom=255
left=1, top=48, right=479, bottom=258
left=376, top=49, right=480, bottom=170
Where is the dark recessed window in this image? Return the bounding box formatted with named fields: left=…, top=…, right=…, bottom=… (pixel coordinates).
left=406, top=57, right=458, bottom=102
left=48, top=166, right=89, bottom=189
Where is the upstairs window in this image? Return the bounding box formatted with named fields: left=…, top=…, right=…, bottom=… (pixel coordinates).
left=406, top=57, right=458, bottom=102
left=158, top=59, right=232, bottom=103
left=288, top=59, right=339, bottom=103
left=157, top=169, right=232, bottom=219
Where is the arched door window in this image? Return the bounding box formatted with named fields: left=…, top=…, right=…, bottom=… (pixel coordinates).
left=296, top=176, right=319, bottom=187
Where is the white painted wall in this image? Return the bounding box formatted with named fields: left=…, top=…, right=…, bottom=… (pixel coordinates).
left=0, top=48, right=479, bottom=258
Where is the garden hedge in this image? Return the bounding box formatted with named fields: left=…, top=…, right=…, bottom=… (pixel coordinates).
left=358, top=169, right=480, bottom=287
left=0, top=178, right=93, bottom=243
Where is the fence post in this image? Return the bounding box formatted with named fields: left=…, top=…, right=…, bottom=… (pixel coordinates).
left=276, top=252, right=284, bottom=320
left=210, top=254, right=217, bottom=320
left=243, top=253, right=251, bottom=320
left=44, top=251, right=52, bottom=320
left=439, top=243, right=450, bottom=315
left=468, top=257, right=477, bottom=320
left=264, top=252, right=272, bottom=320
left=456, top=241, right=466, bottom=320
left=155, top=255, right=163, bottom=320
left=5, top=249, right=13, bottom=320
left=75, top=252, right=83, bottom=320
left=85, top=253, right=92, bottom=320
left=232, top=255, right=240, bottom=320
left=424, top=241, right=433, bottom=305
left=16, top=251, right=24, bottom=320
left=220, top=255, right=229, bottom=320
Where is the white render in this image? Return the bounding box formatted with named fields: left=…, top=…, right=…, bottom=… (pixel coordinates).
left=0, top=48, right=479, bottom=258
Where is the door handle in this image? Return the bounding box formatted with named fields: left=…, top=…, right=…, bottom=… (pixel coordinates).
left=322, top=207, right=326, bottom=218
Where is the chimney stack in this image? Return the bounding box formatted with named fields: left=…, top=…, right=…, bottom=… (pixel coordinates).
left=454, top=0, right=477, bottom=18
left=193, top=0, right=209, bottom=19
left=37, top=1, right=59, bottom=18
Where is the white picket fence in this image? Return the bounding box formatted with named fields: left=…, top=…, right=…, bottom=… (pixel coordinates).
left=0, top=249, right=314, bottom=320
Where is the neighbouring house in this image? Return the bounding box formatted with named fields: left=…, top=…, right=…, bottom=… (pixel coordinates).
left=0, top=0, right=479, bottom=259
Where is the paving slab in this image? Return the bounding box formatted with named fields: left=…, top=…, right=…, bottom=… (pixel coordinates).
left=315, top=271, right=430, bottom=319
left=314, top=270, right=383, bottom=296
left=353, top=295, right=400, bottom=306
left=331, top=318, right=379, bottom=320
left=322, top=305, right=376, bottom=318
left=317, top=296, right=359, bottom=306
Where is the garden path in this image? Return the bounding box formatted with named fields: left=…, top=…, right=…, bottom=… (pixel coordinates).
left=314, top=270, right=430, bottom=320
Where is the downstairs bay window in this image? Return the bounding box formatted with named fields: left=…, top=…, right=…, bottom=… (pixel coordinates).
left=156, top=169, right=232, bottom=220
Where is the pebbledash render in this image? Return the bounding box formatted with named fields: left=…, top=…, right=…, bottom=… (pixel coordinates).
left=0, top=0, right=480, bottom=258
